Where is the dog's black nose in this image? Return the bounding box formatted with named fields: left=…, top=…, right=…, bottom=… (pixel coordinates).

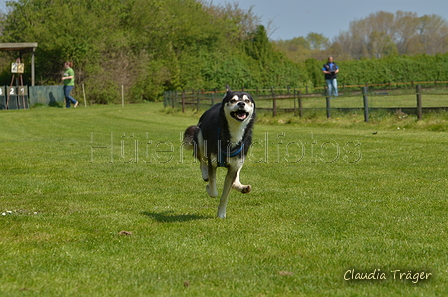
left=237, top=101, right=245, bottom=108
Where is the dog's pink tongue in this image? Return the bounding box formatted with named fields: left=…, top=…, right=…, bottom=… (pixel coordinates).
left=237, top=113, right=247, bottom=120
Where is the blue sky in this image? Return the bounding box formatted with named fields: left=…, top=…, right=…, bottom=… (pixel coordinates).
left=209, top=0, right=448, bottom=40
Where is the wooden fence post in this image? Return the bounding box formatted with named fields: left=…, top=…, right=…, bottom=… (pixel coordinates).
left=293, top=89, right=297, bottom=117
left=82, top=83, right=87, bottom=107
left=326, top=95, right=331, bottom=119
left=181, top=90, right=185, bottom=113
left=298, top=90, right=303, bottom=117
left=416, top=85, right=422, bottom=120
left=363, top=86, right=369, bottom=122
left=271, top=87, right=277, bottom=117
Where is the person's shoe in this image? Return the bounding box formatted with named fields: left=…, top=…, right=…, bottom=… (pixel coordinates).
left=74, top=102, right=79, bottom=108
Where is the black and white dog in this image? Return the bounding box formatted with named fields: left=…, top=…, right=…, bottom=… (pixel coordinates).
left=184, top=85, right=256, bottom=218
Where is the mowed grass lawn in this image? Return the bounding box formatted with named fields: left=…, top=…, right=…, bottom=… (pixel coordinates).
left=0, top=103, right=447, bottom=296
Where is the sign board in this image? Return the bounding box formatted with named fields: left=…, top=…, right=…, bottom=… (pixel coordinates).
left=7, top=86, right=16, bottom=96
left=18, top=86, right=27, bottom=95
left=11, top=62, right=24, bottom=73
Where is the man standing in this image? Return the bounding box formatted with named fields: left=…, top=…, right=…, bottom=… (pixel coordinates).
left=322, top=56, right=339, bottom=97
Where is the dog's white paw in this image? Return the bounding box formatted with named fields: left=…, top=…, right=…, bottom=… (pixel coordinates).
left=232, top=183, right=252, bottom=193
left=206, top=185, right=218, bottom=198
left=241, top=185, right=251, bottom=194
left=217, top=211, right=226, bottom=218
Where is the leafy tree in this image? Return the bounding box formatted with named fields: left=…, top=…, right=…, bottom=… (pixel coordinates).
left=273, top=37, right=311, bottom=62
left=5, top=1, right=447, bottom=102
left=0, top=0, right=310, bottom=101
left=330, top=10, right=448, bottom=59
left=306, top=32, right=329, bottom=50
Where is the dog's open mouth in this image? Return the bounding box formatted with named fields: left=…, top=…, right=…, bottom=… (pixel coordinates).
left=231, top=110, right=249, bottom=121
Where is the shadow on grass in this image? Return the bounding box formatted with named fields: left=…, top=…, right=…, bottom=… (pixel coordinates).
left=142, top=211, right=213, bottom=222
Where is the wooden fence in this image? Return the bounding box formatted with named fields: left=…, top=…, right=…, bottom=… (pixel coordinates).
left=164, top=81, right=448, bottom=122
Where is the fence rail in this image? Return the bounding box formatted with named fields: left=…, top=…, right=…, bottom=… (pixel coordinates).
left=164, top=82, right=448, bottom=122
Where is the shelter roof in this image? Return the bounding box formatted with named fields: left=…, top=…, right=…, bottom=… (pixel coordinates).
left=0, top=43, right=38, bottom=53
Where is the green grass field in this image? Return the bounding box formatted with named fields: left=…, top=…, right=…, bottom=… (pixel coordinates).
left=0, top=103, right=447, bottom=296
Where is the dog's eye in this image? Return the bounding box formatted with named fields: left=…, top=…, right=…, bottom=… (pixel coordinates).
left=244, top=99, right=251, bottom=104
left=230, top=99, right=237, bottom=104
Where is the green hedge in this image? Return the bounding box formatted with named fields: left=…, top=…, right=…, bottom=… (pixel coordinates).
left=329, top=54, right=448, bottom=87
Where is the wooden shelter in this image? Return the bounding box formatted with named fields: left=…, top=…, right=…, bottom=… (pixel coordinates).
left=0, top=43, right=38, bottom=86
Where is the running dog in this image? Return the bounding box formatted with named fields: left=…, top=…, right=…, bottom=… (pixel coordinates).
left=183, top=85, right=256, bottom=218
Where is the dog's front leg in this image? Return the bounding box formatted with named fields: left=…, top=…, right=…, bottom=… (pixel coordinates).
left=232, top=166, right=251, bottom=194
left=217, top=168, right=238, bottom=218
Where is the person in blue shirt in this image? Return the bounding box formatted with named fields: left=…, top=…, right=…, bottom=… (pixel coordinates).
left=322, top=56, right=339, bottom=97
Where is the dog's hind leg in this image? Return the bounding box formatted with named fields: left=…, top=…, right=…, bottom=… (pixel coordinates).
left=232, top=166, right=252, bottom=194
left=200, top=160, right=208, bottom=182
left=196, top=131, right=209, bottom=182
left=217, top=168, right=239, bottom=218
left=206, top=159, right=218, bottom=198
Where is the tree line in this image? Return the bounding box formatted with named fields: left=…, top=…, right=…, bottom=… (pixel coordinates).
left=274, top=11, right=448, bottom=62
left=0, top=1, right=447, bottom=103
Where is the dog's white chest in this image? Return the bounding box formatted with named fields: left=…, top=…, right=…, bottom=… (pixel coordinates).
left=227, top=121, right=246, bottom=144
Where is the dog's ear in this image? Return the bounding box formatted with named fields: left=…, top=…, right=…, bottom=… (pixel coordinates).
left=225, top=84, right=232, bottom=93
